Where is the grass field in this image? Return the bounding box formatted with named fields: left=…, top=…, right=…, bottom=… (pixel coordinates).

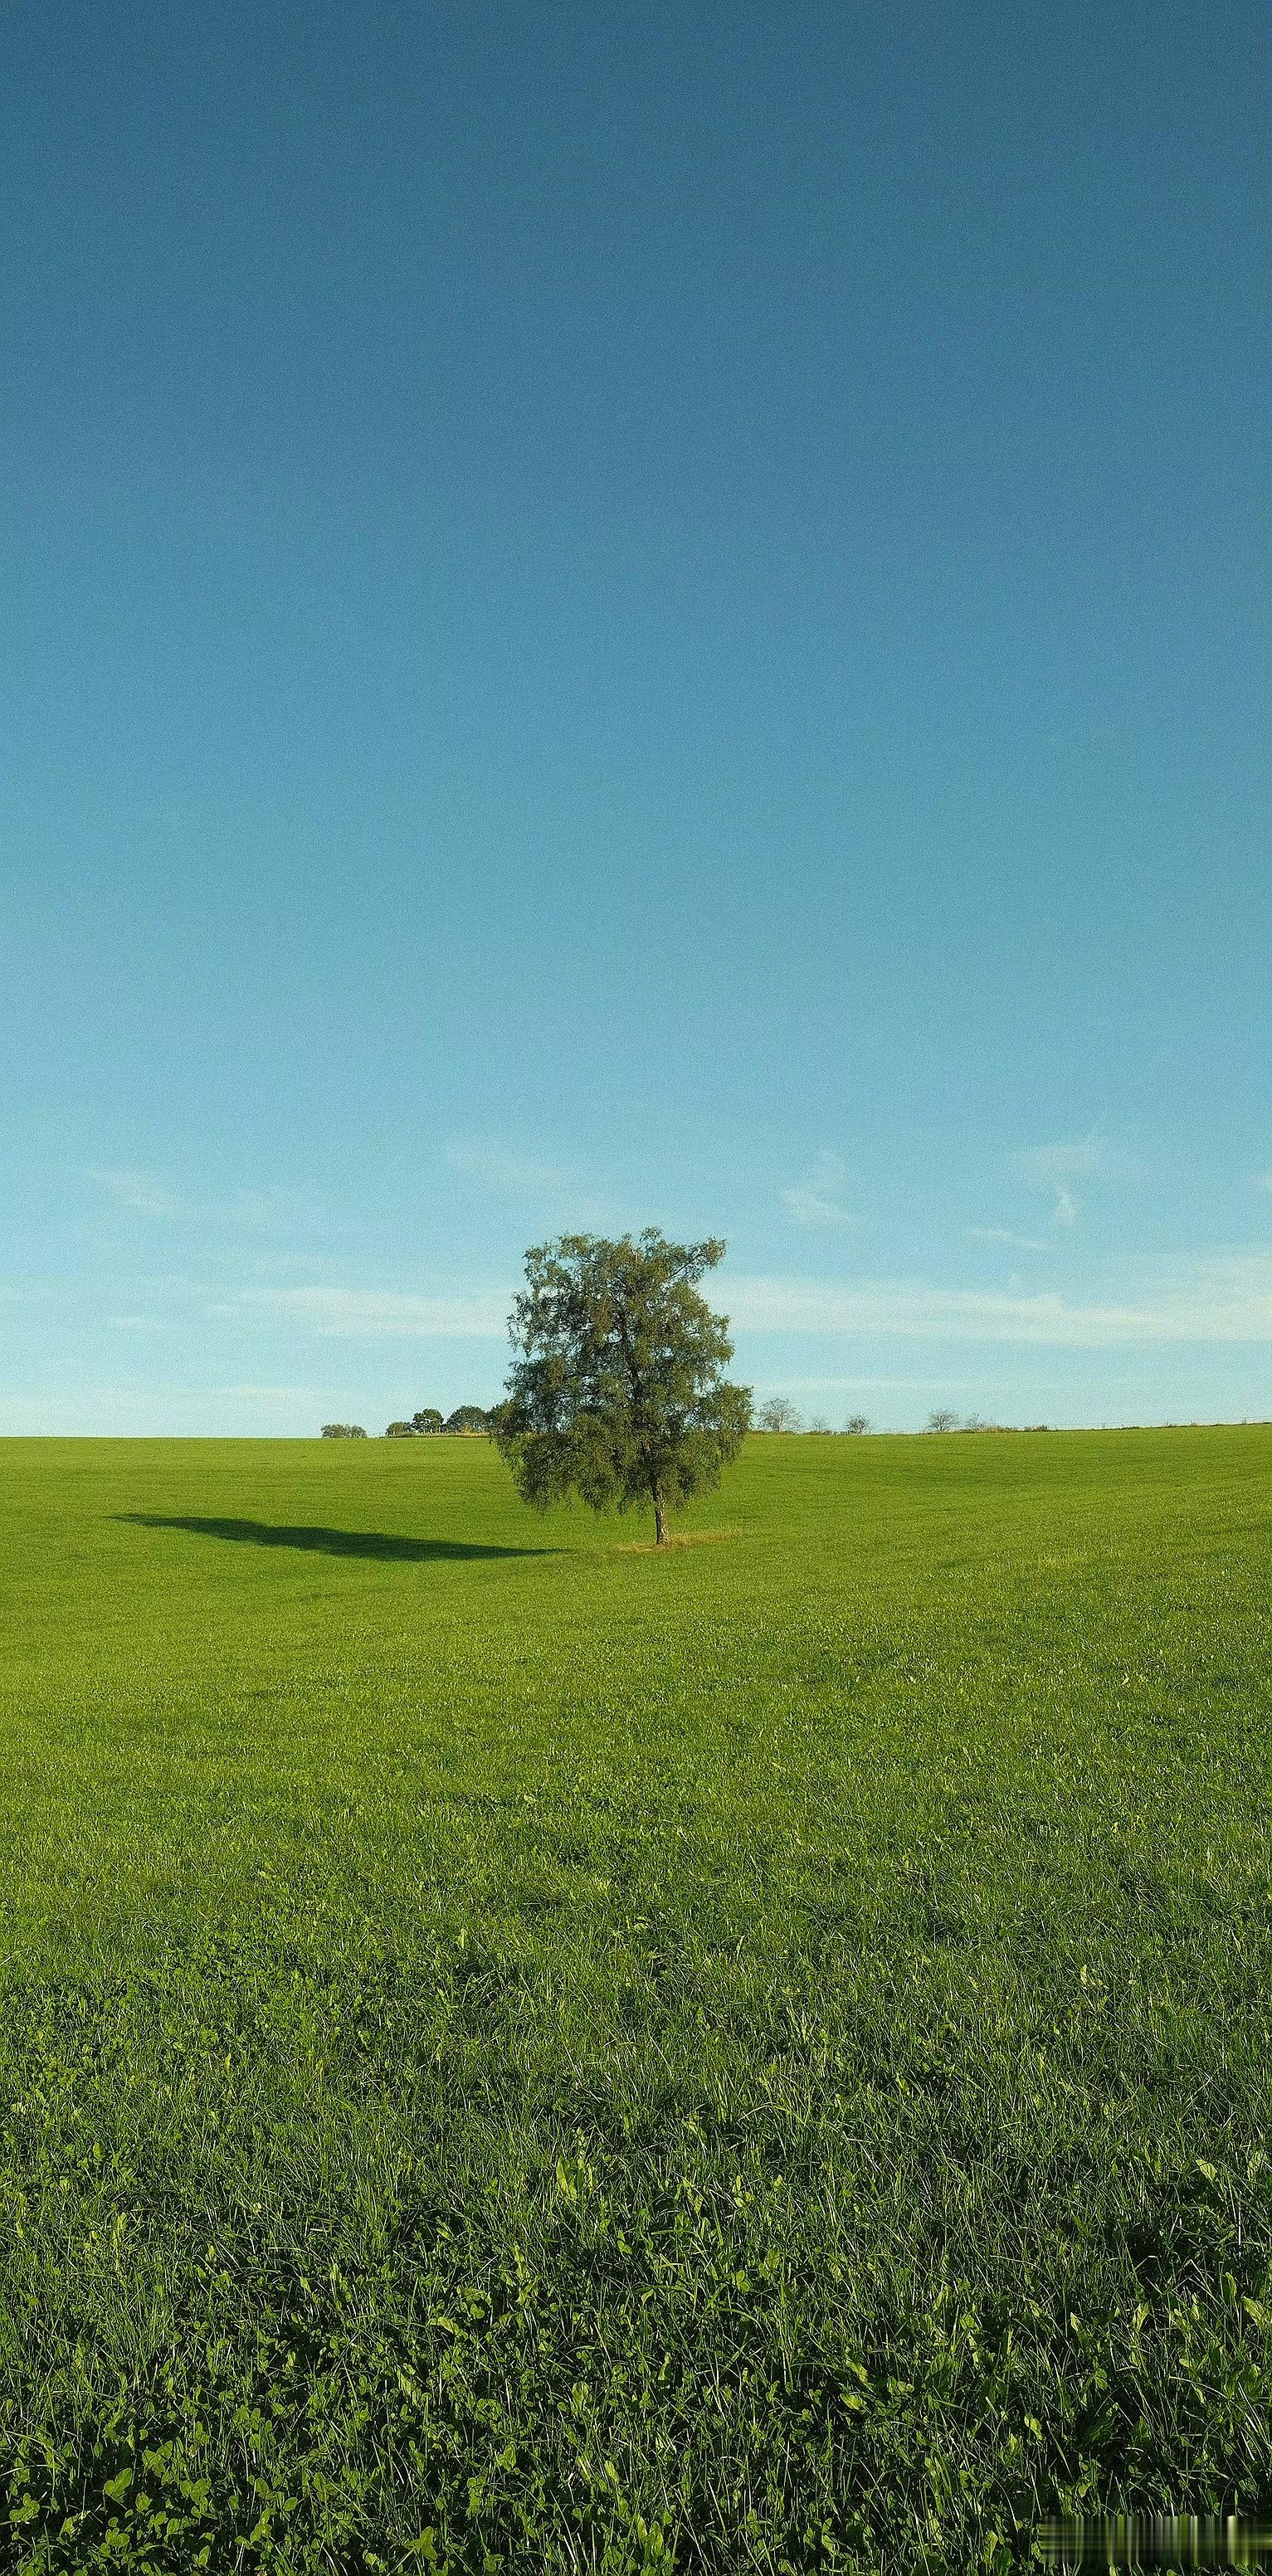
left=0, top=1428, right=1268, bottom=2573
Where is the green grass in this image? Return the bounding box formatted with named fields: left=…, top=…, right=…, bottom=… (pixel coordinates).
left=0, top=1428, right=1268, bottom=2573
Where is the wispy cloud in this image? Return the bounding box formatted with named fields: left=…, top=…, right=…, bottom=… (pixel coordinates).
left=781, top=1149, right=855, bottom=1228
left=725, top=1253, right=1271, bottom=1347
left=222, top=1285, right=508, bottom=1339
left=222, top=1191, right=302, bottom=1227
left=84, top=1169, right=299, bottom=1227
left=446, top=1138, right=571, bottom=1197
left=967, top=1226, right=1052, bottom=1253
left=1017, top=1136, right=1127, bottom=1186
left=217, top=1383, right=338, bottom=1403
left=85, top=1166, right=188, bottom=1218
left=763, top=1372, right=986, bottom=1395
left=1015, top=1133, right=1128, bottom=1230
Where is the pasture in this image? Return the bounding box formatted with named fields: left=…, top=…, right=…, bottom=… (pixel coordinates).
left=0, top=1428, right=1268, bottom=2572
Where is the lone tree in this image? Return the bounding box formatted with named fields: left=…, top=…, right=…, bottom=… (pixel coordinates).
left=756, top=1396, right=802, bottom=1434
left=493, top=1231, right=751, bottom=1546
left=411, top=1408, right=444, bottom=1435
left=320, top=1423, right=368, bottom=1439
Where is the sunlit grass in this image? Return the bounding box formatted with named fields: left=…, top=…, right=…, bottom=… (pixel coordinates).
left=0, top=1427, right=1268, bottom=2570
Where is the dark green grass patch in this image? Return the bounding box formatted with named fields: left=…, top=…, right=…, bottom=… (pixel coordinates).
left=0, top=1430, right=1268, bottom=2570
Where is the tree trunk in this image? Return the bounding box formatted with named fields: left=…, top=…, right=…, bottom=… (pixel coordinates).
left=652, top=1490, right=669, bottom=1546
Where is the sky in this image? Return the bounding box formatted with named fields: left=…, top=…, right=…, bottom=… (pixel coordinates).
left=2, top=0, right=1268, bottom=1434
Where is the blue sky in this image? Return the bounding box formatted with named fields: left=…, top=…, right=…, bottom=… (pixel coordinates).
left=2, top=0, right=1268, bottom=1434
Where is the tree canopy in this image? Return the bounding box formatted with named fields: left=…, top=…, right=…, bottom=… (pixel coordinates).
left=319, top=1423, right=368, bottom=1439
left=445, top=1405, right=490, bottom=1434
left=493, top=1231, right=751, bottom=1545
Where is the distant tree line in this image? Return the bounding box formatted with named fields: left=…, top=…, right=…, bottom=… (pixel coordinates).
left=923, top=1411, right=1051, bottom=1433
left=754, top=1399, right=872, bottom=1434
left=751, top=1405, right=1054, bottom=1434
left=383, top=1406, right=491, bottom=1437
left=326, top=1399, right=1052, bottom=1442
left=319, top=1409, right=493, bottom=1438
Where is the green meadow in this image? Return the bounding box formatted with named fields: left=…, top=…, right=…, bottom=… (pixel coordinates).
left=0, top=1428, right=1268, bottom=2573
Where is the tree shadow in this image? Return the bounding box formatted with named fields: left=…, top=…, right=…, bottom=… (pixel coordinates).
left=116, top=1516, right=554, bottom=1564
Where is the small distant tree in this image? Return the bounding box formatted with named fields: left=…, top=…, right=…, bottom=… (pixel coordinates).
left=411, top=1408, right=444, bottom=1435
left=494, top=1231, right=751, bottom=1546
left=756, top=1396, right=802, bottom=1434
left=445, top=1405, right=490, bottom=1434
left=807, top=1415, right=830, bottom=1434
left=384, top=1420, right=415, bottom=1438
left=844, top=1413, right=870, bottom=1434
left=925, top=1408, right=959, bottom=1434
left=320, top=1423, right=368, bottom=1439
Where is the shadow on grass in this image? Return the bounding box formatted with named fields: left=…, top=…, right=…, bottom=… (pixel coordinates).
left=116, top=1516, right=555, bottom=1564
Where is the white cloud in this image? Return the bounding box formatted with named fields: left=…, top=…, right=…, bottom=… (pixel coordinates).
left=446, top=1138, right=570, bottom=1196
left=85, top=1166, right=187, bottom=1217
left=217, top=1383, right=336, bottom=1402
left=226, top=1285, right=508, bottom=1339
left=781, top=1148, right=855, bottom=1228
left=1016, top=1136, right=1127, bottom=1186
left=224, top=1191, right=299, bottom=1226
left=762, top=1372, right=985, bottom=1395
left=1014, top=1133, right=1128, bottom=1231
left=84, top=1171, right=299, bottom=1228
left=967, top=1227, right=1051, bottom=1252
left=0, top=1379, right=353, bottom=1435
left=725, top=1253, right=1272, bottom=1347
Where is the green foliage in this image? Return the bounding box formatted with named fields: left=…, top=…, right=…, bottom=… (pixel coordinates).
left=384, top=1419, right=416, bottom=1437
left=319, top=1422, right=368, bottom=1439
left=0, top=1427, right=1268, bottom=2571
left=445, top=1405, right=490, bottom=1434
left=495, top=1232, right=751, bottom=1541
left=412, top=1409, right=445, bottom=1435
